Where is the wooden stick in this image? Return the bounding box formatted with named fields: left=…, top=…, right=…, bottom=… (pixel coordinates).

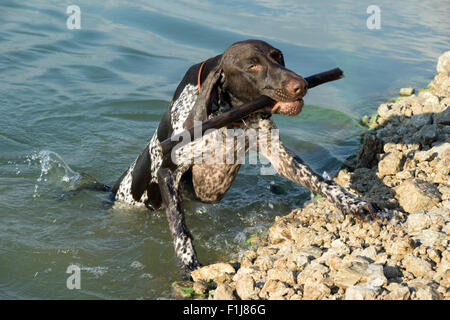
left=160, top=68, right=344, bottom=154
left=304, top=67, right=344, bottom=89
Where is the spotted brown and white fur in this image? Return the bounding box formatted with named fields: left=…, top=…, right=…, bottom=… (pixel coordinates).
left=113, top=84, right=197, bottom=205
left=111, top=40, right=380, bottom=273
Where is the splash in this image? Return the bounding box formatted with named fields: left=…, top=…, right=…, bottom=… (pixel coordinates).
left=28, top=150, right=81, bottom=198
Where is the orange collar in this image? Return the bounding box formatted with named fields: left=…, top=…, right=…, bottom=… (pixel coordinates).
left=197, top=59, right=208, bottom=93
left=231, top=115, right=251, bottom=126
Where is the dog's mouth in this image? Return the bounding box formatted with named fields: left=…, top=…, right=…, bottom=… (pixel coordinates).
left=262, top=98, right=304, bottom=116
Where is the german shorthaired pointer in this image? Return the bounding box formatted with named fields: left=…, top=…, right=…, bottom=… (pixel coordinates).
left=111, top=40, right=380, bottom=272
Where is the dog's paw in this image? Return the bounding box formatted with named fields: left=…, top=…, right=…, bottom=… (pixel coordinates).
left=340, top=199, right=383, bottom=221
left=186, top=261, right=202, bottom=272
left=180, top=262, right=203, bottom=281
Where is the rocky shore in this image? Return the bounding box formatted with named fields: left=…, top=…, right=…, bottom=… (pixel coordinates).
left=174, top=51, right=450, bottom=300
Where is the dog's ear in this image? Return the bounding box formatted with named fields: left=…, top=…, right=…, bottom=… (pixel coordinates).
left=183, top=65, right=224, bottom=129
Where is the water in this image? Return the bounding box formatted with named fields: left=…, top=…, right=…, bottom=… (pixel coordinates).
left=0, top=0, right=448, bottom=299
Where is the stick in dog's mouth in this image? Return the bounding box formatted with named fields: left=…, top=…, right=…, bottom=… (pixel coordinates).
left=159, top=68, right=343, bottom=154
left=264, top=68, right=344, bottom=117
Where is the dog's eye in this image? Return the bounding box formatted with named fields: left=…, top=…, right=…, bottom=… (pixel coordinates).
left=248, top=64, right=259, bottom=71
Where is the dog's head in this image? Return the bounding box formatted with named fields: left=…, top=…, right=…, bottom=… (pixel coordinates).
left=197, top=40, right=307, bottom=118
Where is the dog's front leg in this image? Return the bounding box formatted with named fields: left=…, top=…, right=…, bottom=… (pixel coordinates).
left=157, top=168, right=201, bottom=272
left=256, top=123, right=380, bottom=219
left=276, top=146, right=379, bottom=218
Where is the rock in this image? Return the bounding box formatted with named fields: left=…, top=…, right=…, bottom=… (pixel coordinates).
left=414, top=142, right=450, bottom=161
left=414, top=151, right=431, bottom=162
left=289, top=226, right=320, bottom=247
left=298, top=246, right=324, bottom=259
left=434, top=106, right=450, bottom=125
left=331, top=239, right=351, bottom=255
left=235, top=274, right=256, bottom=300
left=259, top=280, right=291, bottom=299
left=413, top=124, right=437, bottom=145
left=267, top=269, right=296, bottom=285
left=357, top=132, right=384, bottom=168
left=193, top=280, right=208, bottom=295
left=433, top=98, right=449, bottom=113
left=292, top=253, right=310, bottom=269
left=352, top=246, right=377, bottom=262
left=334, top=262, right=387, bottom=288
left=395, top=170, right=413, bottom=180
left=426, top=248, right=441, bottom=264
left=440, top=97, right=450, bottom=109
left=277, top=242, right=294, bottom=256
left=374, top=253, right=389, bottom=265
left=378, top=150, right=404, bottom=177
left=383, top=264, right=402, bottom=279
left=433, top=148, right=450, bottom=184
left=268, top=219, right=292, bottom=244
left=377, top=103, right=393, bottom=119
left=212, top=284, right=236, bottom=300
left=411, top=98, right=426, bottom=115
left=303, top=279, right=331, bottom=300
left=342, top=255, right=371, bottom=266
left=439, top=186, right=450, bottom=201
left=218, top=52, right=450, bottom=300
left=422, top=92, right=440, bottom=113
left=241, top=250, right=257, bottom=267
left=335, top=169, right=351, bottom=187
left=297, top=261, right=329, bottom=285
left=319, top=251, right=343, bottom=271
left=400, top=87, right=415, bottom=96
left=191, top=263, right=236, bottom=282
left=415, top=229, right=446, bottom=247
left=253, top=255, right=274, bottom=270
left=441, top=250, right=449, bottom=262
left=444, top=223, right=450, bottom=235
left=402, top=254, right=434, bottom=278
left=385, top=286, right=411, bottom=300
left=386, top=238, right=415, bottom=255
left=273, top=257, right=297, bottom=271
left=415, top=286, right=441, bottom=300
left=432, top=71, right=449, bottom=87
left=256, top=245, right=278, bottom=256
left=442, top=77, right=450, bottom=93
left=172, top=281, right=196, bottom=298
left=437, top=51, right=450, bottom=73
left=439, top=269, right=450, bottom=287
left=395, top=180, right=441, bottom=213
left=245, top=234, right=259, bottom=246
left=407, top=211, right=432, bottom=233
left=344, top=285, right=380, bottom=300
left=233, top=266, right=266, bottom=284
left=409, top=113, right=432, bottom=129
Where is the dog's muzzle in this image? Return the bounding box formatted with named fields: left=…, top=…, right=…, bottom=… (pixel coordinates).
left=265, top=77, right=307, bottom=116
left=270, top=99, right=304, bottom=116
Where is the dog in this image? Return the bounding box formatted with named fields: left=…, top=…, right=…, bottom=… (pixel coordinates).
left=111, top=40, right=380, bottom=272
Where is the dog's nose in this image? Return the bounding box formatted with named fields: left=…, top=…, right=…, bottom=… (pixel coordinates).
left=286, top=78, right=307, bottom=97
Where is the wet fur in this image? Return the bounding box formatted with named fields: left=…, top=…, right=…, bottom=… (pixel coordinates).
left=112, top=40, right=380, bottom=272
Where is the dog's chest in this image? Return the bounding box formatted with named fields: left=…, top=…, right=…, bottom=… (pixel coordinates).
left=114, top=84, right=200, bottom=206
left=114, top=82, right=274, bottom=207
left=171, top=84, right=199, bottom=135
